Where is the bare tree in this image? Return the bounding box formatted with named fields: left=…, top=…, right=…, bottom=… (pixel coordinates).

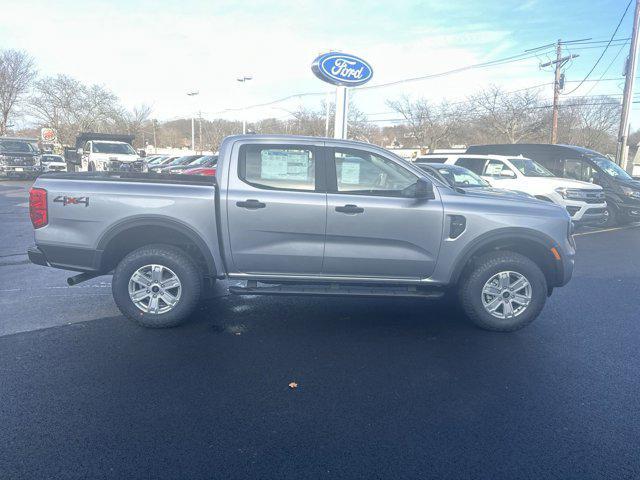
left=467, top=85, right=546, bottom=144
left=557, top=97, right=620, bottom=153
left=386, top=96, right=457, bottom=149
left=0, top=50, right=36, bottom=134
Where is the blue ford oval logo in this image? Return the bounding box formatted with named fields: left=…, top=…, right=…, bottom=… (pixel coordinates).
left=311, top=52, right=373, bottom=87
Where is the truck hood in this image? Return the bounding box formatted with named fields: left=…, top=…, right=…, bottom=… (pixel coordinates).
left=461, top=187, right=543, bottom=205
left=523, top=176, right=602, bottom=190
left=616, top=177, right=640, bottom=191
left=92, top=153, right=141, bottom=163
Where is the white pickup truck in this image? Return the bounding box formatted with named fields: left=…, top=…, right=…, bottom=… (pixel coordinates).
left=77, top=140, right=146, bottom=173
left=416, top=154, right=606, bottom=225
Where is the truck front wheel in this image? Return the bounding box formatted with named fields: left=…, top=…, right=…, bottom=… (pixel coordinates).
left=112, top=244, right=202, bottom=328
left=459, top=251, right=547, bottom=332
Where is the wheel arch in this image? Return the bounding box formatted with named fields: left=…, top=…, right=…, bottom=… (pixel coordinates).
left=450, top=228, right=563, bottom=289
left=97, top=215, right=217, bottom=276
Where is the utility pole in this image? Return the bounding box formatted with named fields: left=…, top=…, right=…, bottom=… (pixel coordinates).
left=152, top=119, right=157, bottom=153
left=237, top=75, right=252, bottom=134
left=618, top=0, right=640, bottom=172
left=186, top=91, right=199, bottom=152
left=198, top=111, right=203, bottom=154
left=540, top=40, right=579, bottom=144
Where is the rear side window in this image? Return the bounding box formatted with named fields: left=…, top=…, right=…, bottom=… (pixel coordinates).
left=454, top=157, right=486, bottom=175
left=239, top=145, right=317, bottom=191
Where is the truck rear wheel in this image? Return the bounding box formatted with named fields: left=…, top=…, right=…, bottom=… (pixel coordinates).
left=112, top=244, right=202, bottom=328
left=459, top=251, right=547, bottom=332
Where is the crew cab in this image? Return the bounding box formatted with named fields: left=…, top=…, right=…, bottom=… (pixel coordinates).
left=416, top=154, right=606, bottom=225
left=27, top=135, right=575, bottom=332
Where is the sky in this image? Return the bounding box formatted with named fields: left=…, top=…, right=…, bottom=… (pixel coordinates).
left=0, top=0, right=637, bottom=126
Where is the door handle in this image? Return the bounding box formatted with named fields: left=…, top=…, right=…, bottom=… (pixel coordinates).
left=236, top=199, right=266, bottom=209
left=335, top=204, right=364, bottom=214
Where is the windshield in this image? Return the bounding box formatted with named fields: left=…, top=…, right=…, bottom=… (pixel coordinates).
left=590, top=156, right=633, bottom=180
left=509, top=158, right=554, bottom=177
left=0, top=140, right=36, bottom=154
left=92, top=142, right=137, bottom=155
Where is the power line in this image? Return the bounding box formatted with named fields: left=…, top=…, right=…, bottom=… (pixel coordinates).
left=562, top=0, right=634, bottom=95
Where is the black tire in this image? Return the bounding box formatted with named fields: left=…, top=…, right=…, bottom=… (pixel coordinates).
left=600, top=204, right=618, bottom=227
left=459, top=251, right=547, bottom=332
left=112, top=244, right=202, bottom=328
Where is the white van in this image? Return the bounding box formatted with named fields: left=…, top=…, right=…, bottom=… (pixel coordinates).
left=415, top=154, right=606, bottom=225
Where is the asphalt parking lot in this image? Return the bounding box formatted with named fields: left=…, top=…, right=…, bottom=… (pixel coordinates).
left=1, top=179, right=639, bottom=480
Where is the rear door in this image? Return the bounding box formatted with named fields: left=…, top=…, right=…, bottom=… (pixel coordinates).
left=226, top=142, right=327, bottom=275
left=323, top=146, right=443, bottom=279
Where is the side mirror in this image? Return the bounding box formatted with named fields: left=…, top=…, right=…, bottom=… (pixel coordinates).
left=139, top=150, right=147, bottom=158
left=77, top=148, right=84, bottom=156
left=415, top=177, right=435, bottom=199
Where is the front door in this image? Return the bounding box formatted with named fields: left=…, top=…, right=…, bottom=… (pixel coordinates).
left=226, top=143, right=327, bottom=275
left=323, top=147, right=443, bottom=279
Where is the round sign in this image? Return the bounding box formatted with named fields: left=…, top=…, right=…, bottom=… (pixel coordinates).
left=41, top=128, right=57, bottom=143
left=311, top=52, right=373, bottom=87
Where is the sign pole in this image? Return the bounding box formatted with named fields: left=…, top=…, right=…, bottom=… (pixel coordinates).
left=334, top=86, right=348, bottom=139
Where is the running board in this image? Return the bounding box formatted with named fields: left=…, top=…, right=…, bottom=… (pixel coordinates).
left=228, top=282, right=445, bottom=299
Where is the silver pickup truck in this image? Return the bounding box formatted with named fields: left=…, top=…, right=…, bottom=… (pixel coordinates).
left=27, top=135, right=575, bottom=332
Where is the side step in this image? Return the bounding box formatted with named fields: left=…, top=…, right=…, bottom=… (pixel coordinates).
left=228, top=281, right=445, bottom=299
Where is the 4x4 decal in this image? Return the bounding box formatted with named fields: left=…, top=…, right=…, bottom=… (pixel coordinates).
left=53, top=195, right=89, bottom=207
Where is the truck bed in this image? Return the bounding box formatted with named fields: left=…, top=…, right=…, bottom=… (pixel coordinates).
left=39, top=171, right=216, bottom=186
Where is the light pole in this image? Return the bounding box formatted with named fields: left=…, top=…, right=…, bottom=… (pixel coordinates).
left=187, top=91, right=199, bottom=151
left=237, top=75, right=252, bottom=134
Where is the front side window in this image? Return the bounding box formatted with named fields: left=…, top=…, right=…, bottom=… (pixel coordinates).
left=239, top=146, right=316, bottom=191
left=438, top=166, right=488, bottom=188
left=333, top=149, right=418, bottom=196
left=563, top=159, right=596, bottom=182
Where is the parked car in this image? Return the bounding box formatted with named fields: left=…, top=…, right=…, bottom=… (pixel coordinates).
left=160, top=155, right=206, bottom=173
left=147, top=156, right=180, bottom=172
left=39, top=154, right=67, bottom=173
left=28, top=135, right=575, bottom=333
left=180, top=155, right=218, bottom=175
left=466, top=144, right=640, bottom=226
left=0, top=137, right=41, bottom=178
left=415, top=162, right=533, bottom=199
left=416, top=153, right=606, bottom=225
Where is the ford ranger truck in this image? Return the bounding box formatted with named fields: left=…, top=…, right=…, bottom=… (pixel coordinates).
left=27, top=135, right=575, bottom=332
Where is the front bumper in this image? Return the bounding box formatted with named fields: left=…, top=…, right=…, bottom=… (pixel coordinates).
left=0, top=165, right=40, bottom=176
left=565, top=200, right=607, bottom=225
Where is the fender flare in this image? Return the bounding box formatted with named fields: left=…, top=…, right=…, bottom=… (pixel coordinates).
left=449, top=227, right=561, bottom=285
left=97, top=215, right=217, bottom=276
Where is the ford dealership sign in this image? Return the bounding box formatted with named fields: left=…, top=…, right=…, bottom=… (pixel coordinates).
left=311, top=52, right=373, bottom=87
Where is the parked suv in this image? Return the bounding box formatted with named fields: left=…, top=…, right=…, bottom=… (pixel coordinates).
left=416, top=154, right=606, bottom=225
left=467, top=144, right=640, bottom=226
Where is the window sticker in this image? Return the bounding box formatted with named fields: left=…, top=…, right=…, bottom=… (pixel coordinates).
left=340, top=161, right=361, bottom=184
left=485, top=163, right=504, bottom=175
left=260, top=150, right=311, bottom=180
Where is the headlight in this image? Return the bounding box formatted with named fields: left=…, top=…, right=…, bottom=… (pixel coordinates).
left=555, top=187, right=587, bottom=200
left=621, top=186, right=640, bottom=198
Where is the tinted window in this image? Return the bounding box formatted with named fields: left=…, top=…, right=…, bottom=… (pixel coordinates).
left=455, top=157, right=486, bottom=175
left=334, top=148, right=418, bottom=196
left=239, top=146, right=316, bottom=191
left=563, top=159, right=597, bottom=182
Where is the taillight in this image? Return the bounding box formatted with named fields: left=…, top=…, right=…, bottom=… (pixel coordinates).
left=29, top=187, right=48, bottom=229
